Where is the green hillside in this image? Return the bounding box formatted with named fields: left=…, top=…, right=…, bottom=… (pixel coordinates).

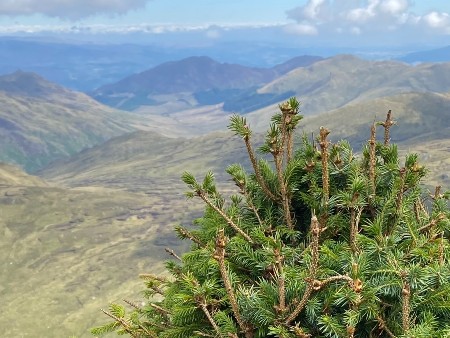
left=40, top=131, right=253, bottom=192
left=0, top=71, right=138, bottom=172
left=244, top=56, right=450, bottom=118
left=0, top=164, right=194, bottom=337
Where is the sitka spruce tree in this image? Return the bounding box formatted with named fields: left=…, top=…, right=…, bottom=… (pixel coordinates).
left=92, top=98, right=450, bottom=338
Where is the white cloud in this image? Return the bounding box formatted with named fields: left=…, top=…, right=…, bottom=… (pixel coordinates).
left=347, top=7, right=375, bottom=23
left=379, top=0, right=409, bottom=15
left=285, top=0, right=450, bottom=38
left=423, top=11, right=450, bottom=28
left=0, top=23, right=283, bottom=35
left=302, top=0, right=327, bottom=20
left=0, top=0, right=153, bottom=20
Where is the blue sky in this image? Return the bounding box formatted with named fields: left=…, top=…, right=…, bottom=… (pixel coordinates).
left=0, top=0, right=449, bottom=48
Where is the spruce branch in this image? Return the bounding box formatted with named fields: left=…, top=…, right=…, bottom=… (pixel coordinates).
left=292, top=326, right=312, bottom=338
left=285, top=215, right=321, bottom=324
left=274, top=247, right=286, bottom=313
left=380, top=110, right=395, bottom=146
left=193, top=331, right=215, bottom=337
left=278, top=102, right=289, bottom=166
left=199, top=191, right=254, bottom=244
left=396, top=167, right=406, bottom=211
left=311, top=275, right=355, bottom=291
left=418, top=212, right=446, bottom=232
left=439, top=232, right=445, bottom=266
left=122, top=299, right=141, bottom=311
left=165, top=248, right=182, bottom=261
left=100, top=309, right=143, bottom=338
left=139, top=273, right=168, bottom=283
left=319, top=127, right=330, bottom=209
left=245, top=194, right=264, bottom=228
left=183, top=171, right=254, bottom=243
left=176, top=226, right=204, bottom=246
left=227, top=164, right=264, bottom=227
left=414, top=198, right=429, bottom=222
left=368, top=122, right=377, bottom=199
left=282, top=97, right=302, bottom=162
left=376, top=316, right=396, bottom=338
left=401, top=273, right=411, bottom=332
left=433, top=185, right=442, bottom=200
left=349, top=193, right=363, bottom=254
left=149, top=303, right=172, bottom=316
left=199, top=299, right=221, bottom=336
left=386, top=167, right=407, bottom=236
left=214, top=229, right=253, bottom=338
left=347, top=326, right=355, bottom=338
left=229, top=114, right=278, bottom=202
left=271, top=125, right=294, bottom=229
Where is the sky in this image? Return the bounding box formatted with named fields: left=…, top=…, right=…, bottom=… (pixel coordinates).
left=0, top=0, right=449, bottom=49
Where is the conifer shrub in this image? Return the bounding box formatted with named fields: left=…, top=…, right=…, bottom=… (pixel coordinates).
left=92, top=98, right=450, bottom=338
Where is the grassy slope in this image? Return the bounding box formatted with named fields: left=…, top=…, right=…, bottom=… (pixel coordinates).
left=40, top=131, right=253, bottom=192
left=246, top=56, right=450, bottom=121
left=0, top=71, right=140, bottom=172
left=0, top=164, right=195, bottom=337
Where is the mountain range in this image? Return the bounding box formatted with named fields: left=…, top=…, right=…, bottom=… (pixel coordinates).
left=0, top=51, right=449, bottom=337
left=91, top=54, right=450, bottom=118
left=91, top=55, right=322, bottom=111
left=1, top=37, right=449, bottom=92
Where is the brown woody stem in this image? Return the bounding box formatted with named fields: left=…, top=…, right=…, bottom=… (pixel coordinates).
left=244, top=136, right=278, bottom=202
left=401, top=275, right=411, bottom=332
left=214, top=229, right=253, bottom=338
left=199, top=301, right=221, bottom=336
left=377, top=316, right=396, bottom=338
left=165, top=248, right=182, bottom=261
left=199, top=192, right=253, bottom=244
left=274, top=248, right=286, bottom=313
left=369, top=123, right=377, bottom=199
left=381, top=110, right=394, bottom=146
left=274, top=147, right=294, bottom=229
left=177, top=226, right=203, bottom=246
left=285, top=215, right=321, bottom=324
left=319, top=127, right=330, bottom=209
left=349, top=193, right=362, bottom=254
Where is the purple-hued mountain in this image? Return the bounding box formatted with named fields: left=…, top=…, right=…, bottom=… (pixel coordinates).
left=91, top=55, right=322, bottom=110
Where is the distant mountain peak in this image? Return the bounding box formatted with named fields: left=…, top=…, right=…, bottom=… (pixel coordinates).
left=0, top=70, right=68, bottom=98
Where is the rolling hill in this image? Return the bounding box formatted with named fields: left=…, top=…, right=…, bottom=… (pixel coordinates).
left=243, top=55, right=450, bottom=118
left=0, top=71, right=140, bottom=172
